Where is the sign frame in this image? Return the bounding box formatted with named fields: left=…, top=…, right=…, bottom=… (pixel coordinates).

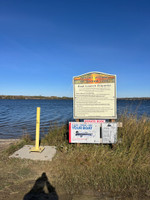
left=73, top=71, right=117, bottom=119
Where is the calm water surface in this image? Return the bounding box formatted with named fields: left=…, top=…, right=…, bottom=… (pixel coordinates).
left=0, top=99, right=150, bottom=139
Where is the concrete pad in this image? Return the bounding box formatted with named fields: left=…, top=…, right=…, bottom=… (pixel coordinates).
left=9, top=145, right=57, bottom=161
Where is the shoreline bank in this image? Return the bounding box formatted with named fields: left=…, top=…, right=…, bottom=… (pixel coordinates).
left=0, top=139, right=19, bottom=151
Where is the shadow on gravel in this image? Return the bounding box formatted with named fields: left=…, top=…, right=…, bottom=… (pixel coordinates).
left=23, top=172, right=58, bottom=200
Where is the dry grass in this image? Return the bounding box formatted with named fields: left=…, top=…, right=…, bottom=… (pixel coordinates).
left=41, top=115, right=150, bottom=197
left=0, top=114, right=150, bottom=199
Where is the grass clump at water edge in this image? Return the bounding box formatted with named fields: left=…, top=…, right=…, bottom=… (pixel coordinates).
left=5, top=134, right=33, bottom=155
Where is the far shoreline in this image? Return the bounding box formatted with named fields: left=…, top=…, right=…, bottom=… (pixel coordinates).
left=0, top=95, right=150, bottom=100
left=0, top=95, right=72, bottom=100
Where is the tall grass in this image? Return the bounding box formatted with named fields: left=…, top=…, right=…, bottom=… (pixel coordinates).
left=42, top=115, right=150, bottom=197
left=5, top=115, right=150, bottom=198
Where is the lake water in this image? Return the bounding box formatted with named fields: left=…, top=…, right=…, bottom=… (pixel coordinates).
left=0, top=99, right=150, bottom=139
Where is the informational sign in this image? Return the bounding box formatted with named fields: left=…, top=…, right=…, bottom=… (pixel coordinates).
left=69, top=122, right=100, bottom=143
left=102, top=123, right=117, bottom=144
left=73, top=72, right=117, bottom=119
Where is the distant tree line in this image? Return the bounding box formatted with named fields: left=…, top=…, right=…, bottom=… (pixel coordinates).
left=0, top=95, right=73, bottom=100
left=117, top=97, right=150, bottom=100
left=0, top=95, right=149, bottom=100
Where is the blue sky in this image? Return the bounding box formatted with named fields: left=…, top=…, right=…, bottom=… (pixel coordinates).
left=0, top=0, right=150, bottom=97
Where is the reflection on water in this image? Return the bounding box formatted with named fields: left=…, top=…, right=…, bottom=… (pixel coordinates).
left=0, top=99, right=150, bottom=139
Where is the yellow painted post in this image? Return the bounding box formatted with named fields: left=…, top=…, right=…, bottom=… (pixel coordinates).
left=30, top=107, right=45, bottom=152
left=35, top=107, right=40, bottom=150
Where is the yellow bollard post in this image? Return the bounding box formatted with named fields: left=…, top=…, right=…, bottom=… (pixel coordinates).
left=30, top=107, right=45, bottom=152
left=35, top=107, right=40, bottom=150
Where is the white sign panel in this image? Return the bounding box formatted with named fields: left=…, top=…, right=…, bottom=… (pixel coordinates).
left=69, top=122, right=100, bottom=143
left=102, top=123, right=117, bottom=144
left=73, top=72, right=117, bottom=119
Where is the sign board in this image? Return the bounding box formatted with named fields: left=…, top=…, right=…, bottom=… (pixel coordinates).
left=102, top=123, right=117, bottom=144
left=69, top=122, right=100, bottom=143
left=73, top=72, right=117, bottom=119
